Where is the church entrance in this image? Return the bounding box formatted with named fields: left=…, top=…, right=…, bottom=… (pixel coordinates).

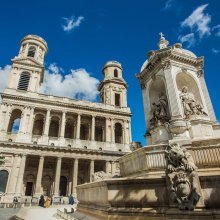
left=25, top=182, right=33, bottom=196
left=59, top=176, right=67, bottom=196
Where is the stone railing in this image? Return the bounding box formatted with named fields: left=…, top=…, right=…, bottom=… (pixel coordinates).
left=119, top=143, right=220, bottom=177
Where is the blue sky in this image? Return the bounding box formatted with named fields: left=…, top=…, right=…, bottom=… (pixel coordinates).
left=0, top=0, right=220, bottom=145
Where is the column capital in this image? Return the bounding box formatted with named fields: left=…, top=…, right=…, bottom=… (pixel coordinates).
left=39, top=156, right=44, bottom=159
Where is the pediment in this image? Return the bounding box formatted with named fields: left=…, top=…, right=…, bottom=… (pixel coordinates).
left=12, top=57, right=43, bottom=68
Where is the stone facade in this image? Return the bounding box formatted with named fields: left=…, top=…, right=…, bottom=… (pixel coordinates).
left=0, top=35, right=132, bottom=203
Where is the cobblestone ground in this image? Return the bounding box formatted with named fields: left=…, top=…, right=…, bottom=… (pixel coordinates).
left=0, top=208, right=21, bottom=220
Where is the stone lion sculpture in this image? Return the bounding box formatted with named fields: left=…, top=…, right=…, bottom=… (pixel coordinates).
left=165, top=143, right=201, bottom=210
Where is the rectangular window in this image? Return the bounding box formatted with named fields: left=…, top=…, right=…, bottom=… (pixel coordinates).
left=115, top=93, right=120, bottom=107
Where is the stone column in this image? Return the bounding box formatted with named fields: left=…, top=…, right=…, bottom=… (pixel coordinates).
left=111, top=161, right=115, bottom=175
left=6, top=154, right=19, bottom=194
left=111, top=119, right=115, bottom=143
left=43, top=109, right=51, bottom=136
left=89, top=160, right=94, bottom=182
left=27, top=107, right=35, bottom=134
left=105, top=118, right=110, bottom=142
left=91, top=116, right=95, bottom=141
left=60, top=111, right=66, bottom=138
left=102, top=126, right=105, bottom=142
left=105, top=161, right=111, bottom=174
left=54, top=157, right=62, bottom=196
left=123, top=120, right=128, bottom=144
left=35, top=156, right=44, bottom=195
left=15, top=155, right=26, bottom=195
left=72, top=159, right=78, bottom=197
left=4, top=105, right=12, bottom=132
left=163, top=65, right=182, bottom=117
left=76, top=114, right=81, bottom=139
left=128, top=120, right=132, bottom=144
left=199, top=76, right=217, bottom=122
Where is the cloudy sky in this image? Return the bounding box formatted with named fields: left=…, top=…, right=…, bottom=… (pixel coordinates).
left=0, top=0, right=220, bottom=145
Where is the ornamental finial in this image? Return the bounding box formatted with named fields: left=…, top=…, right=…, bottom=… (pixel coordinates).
left=158, top=32, right=169, bottom=49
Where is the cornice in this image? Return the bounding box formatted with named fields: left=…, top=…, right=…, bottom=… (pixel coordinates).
left=137, top=48, right=204, bottom=82
left=0, top=141, right=127, bottom=157
left=98, top=78, right=127, bottom=91
left=1, top=93, right=132, bottom=117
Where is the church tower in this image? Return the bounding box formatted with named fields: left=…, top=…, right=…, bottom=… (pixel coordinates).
left=6, top=35, right=48, bottom=94
left=137, top=33, right=219, bottom=145
left=98, top=61, right=128, bottom=108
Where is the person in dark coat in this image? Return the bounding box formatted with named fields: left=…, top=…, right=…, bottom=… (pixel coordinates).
left=69, top=195, right=74, bottom=205
left=38, top=195, right=45, bottom=207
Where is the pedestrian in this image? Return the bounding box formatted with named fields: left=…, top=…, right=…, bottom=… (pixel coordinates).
left=38, top=195, right=45, bottom=208
left=44, top=196, right=51, bottom=208
left=13, top=197, right=18, bottom=209
left=50, top=197, right=53, bottom=206
left=69, top=195, right=74, bottom=205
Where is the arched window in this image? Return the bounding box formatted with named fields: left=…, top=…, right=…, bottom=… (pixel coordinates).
left=49, top=116, right=60, bottom=137
left=17, top=72, right=30, bottom=91
left=32, top=114, right=44, bottom=136
left=27, top=46, right=36, bottom=57
left=64, top=118, right=75, bottom=139
left=114, top=69, right=118, bottom=77
left=7, top=109, right=22, bottom=134
left=0, top=170, right=9, bottom=193
left=115, top=123, right=123, bottom=144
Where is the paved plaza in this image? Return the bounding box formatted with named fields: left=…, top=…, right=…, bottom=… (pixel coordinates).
left=0, top=205, right=76, bottom=220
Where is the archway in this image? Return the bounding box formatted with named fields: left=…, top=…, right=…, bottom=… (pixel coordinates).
left=7, top=109, right=22, bottom=134
left=59, top=176, right=67, bottom=196
left=49, top=116, right=60, bottom=137
left=25, top=174, right=35, bottom=196
left=32, top=114, right=44, bottom=136
left=0, top=170, right=9, bottom=193
left=42, top=175, right=52, bottom=196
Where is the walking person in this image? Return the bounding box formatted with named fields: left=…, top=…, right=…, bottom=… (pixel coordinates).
left=13, top=197, right=18, bottom=209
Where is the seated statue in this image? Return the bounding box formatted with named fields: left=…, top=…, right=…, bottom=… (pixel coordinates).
left=150, top=92, right=169, bottom=128
left=180, top=86, right=207, bottom=118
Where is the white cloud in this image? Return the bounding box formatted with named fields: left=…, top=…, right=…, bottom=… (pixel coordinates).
left=212, top=48, right=220, bottom=54
left=179, top=33, right=195, bottom=48
left=41, top=64, right=100, bottom=101
left=181, top=4, right=211, bottom=38
left=163, top=0, right=174, bottom=10
left=62, top=16, right=84, bottom=32
left=0, top=65, right=11, bottom=94
left=212, top=24, right=220, bottom=37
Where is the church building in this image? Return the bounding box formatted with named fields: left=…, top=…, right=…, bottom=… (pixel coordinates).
left=0, top=35, right=132, bottom=203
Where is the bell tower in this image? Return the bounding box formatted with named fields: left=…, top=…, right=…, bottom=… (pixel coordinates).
left=98, top=61, right=128, bottom=108
left=6, top=35, right=48, bottom=93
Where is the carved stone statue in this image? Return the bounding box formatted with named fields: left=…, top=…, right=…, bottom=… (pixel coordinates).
left=180, top=86, right=207, bottom=118
left=165, top=143, right=201, bottom=210
left=150, top=92, right=169, bottom=128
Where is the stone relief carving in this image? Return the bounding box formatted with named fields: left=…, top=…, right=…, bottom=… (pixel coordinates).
left=180, top=86, right=207, bottom=118
left=150, top=92, right=169, bottom=128
left=165, top=143, right=201, bottom=210
left=92, top=171, right=112, bottom=182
